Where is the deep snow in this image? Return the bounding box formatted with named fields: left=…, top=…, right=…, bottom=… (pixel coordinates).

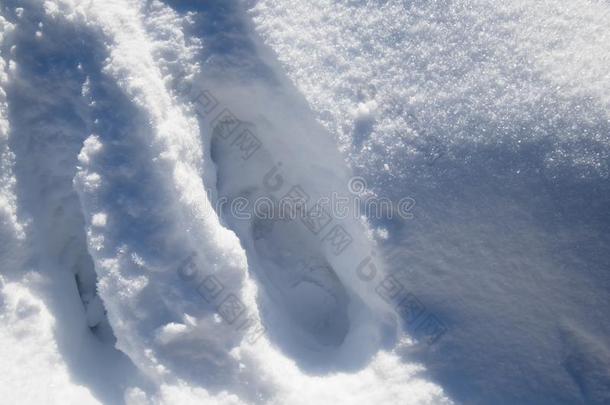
left=0, top=0, right=609, bottom=404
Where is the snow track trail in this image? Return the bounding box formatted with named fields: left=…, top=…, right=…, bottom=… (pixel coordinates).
left=178, top=0, right=399, bottom=369
left=0, top=2, right=141, bottom=404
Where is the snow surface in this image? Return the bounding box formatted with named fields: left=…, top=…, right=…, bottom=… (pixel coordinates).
left=0, top=0, right=609, bottom=404
left=249, top=0, right=610, bottom=403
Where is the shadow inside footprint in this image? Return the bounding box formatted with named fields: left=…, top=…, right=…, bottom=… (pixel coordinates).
left=252, top=217, right=350, bottom=348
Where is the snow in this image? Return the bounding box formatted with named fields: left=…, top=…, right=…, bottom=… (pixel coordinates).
left=1, top=0, right=609, bottom=404
left=0, top=277, right=102, bottom=405
left=250, top=0, right=610, bottom=179
left=249, top=0, right=610, bottom=403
